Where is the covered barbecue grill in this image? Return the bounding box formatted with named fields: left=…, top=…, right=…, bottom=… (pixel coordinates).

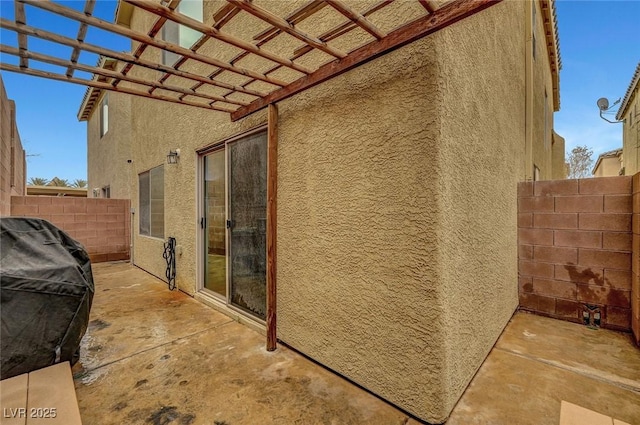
left=0, top=217, right=94, bottom=379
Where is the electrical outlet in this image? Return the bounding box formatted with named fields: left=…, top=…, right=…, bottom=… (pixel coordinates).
left=581, top=304, right=603, bottom=329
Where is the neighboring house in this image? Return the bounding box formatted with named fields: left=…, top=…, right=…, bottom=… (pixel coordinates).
left=76, top=1, right=563, bottom=422
left=0, top=74, right=26, bottom=217
left=26, top=185, right=88, bottom=197
left=618, top=62, right=640, bottom=175
left=78, top=57, right=132, bottom=200
left=552, top=131, right=568, bottom=179
left=592, top=148, right=624, bottom=177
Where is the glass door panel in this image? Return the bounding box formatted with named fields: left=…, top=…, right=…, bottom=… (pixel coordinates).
left=228, top=132, right=267, bottom=320
left=204, top=150, right=226, bottom=297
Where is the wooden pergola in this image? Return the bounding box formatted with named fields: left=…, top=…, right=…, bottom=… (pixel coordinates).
left=0, top=0, right=502, bottom=121
left=0, top=0, right=504, bottom=351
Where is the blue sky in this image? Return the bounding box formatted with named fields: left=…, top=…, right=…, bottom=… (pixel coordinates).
left=554, top=0, right=640, bottom=158
left=1, top=1, right=639, bottom=181
left=0, top=0, right=127, bottom=182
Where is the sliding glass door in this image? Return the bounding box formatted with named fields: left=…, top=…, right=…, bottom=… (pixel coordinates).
left=201, top=130, right=267, bottom=320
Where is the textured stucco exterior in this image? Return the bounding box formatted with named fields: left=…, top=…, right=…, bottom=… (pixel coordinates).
left=621, top=75, right=639, bottom=175
left=530, top=0, right=559, bottom=181
left=86, top=89, right=132, bottom=200
left=83, top=1, right=562, bottom=422
left=593, top=150, right=623, bottom=177
left=276, top=35, right=448, bottom=418
left=432, top=2, right=524, bottom=414
left=0, top=75, right=26, bottom=217
left=552, top=131, right=567, bottom=180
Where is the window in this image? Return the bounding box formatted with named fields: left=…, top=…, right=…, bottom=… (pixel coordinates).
left=162, top=0, right=203, bottom=65
left=139, top=166, right=164, bottom=238
left=102, top=185, right=111, bottom=199
left=100, top=93, right=109, bottom=137
left=534, top=165, right=540, bottom=181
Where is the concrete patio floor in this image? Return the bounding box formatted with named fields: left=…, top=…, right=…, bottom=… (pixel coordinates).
left=73, top=262, right=640, bottom=424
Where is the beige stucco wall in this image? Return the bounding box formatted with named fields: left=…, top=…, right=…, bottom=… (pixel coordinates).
left=0, top=75, right=26, bottom=217
left=120, top=0, right=268, bottom=284
left=85, top=0, right=558, bottom=422
left=87, top=89, right=132, bottom=200
left=530, top=0, right=557, bottom=181
left=552, top=131, right=567, bottom=179
left=593, top=155, right=623, bottom=177
left=432, top=0, right=525, bottom=415
left=277, top=34, right=448, bottom=419
left=622, top=88, right=639, bottom=175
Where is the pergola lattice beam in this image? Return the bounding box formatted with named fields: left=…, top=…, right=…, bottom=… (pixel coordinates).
left=123, top=0, right=313, bottom=75
left=191, top=0, right=334, bottom=103
left=226, top=0, right=347, bottom=59
left=0, top=62, right=235, bottom=113
left=0, top=17, right=266, bottom=98
left=0, top=44, right=248, bottom=106
left=419, top=0, right=440, bottom=13
left=324, top=0, right=386, bottom=40
left=0, top=0, right=506, bottom=121
left=66, top=0, right=95, bottom=78
left=14, top=1, right=27, bottom=68
left=231, top=0, right=502, bottom=121
left=20, top=0, right=288, bottom=87
left=113, top=0, right=180, bottom=88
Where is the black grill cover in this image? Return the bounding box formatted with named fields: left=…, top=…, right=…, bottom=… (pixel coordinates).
left=0, top=217, right=94, bottom=379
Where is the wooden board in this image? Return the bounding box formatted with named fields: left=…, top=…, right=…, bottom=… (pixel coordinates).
left=26, top=362, right=82, bottom=425
left=0, top=373, right=29, bottom=425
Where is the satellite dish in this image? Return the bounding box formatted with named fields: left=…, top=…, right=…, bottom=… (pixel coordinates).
left=597, top=97, right=610, bottom=111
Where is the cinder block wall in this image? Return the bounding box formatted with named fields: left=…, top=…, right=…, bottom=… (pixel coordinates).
left=10, top=196, right=130, bottom=263
left=518, top=177, right=632, bottom=331
left=632, top=174, right=640, bottom=345
left=1, top=76, right=26, bottom=217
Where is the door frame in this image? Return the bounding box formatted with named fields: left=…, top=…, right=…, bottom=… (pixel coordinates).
left=195, top=124, right=268, bottom=325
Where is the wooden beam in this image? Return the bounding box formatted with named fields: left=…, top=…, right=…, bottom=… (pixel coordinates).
left=226, top=0, right=347, bottom=59
left=232, top=0, right=501, bottom=121
left=419, top=0, right=440, bottom=14
left=325, top=0, right=386, bottom=40
left=0, top=44, right=247, bottom=106
left=253, top=0, right=391, bottom=84
left=20, top=0, right=288, bottom=87
left=154, top=3, right=239, bottom=90
left=0, top=18, right=265, bottom=98
left=253, top=0, right=326, bottom=42
left=0, top=62, right=235, bottom=113
left=66, top=0, right=95, bottom=78
left=212, top=3, right=241, bottom=29
left=113, top=0, right=180, bottom=87
left=124, top=0, right=312, bottom=75
left=266, top=103, right=278, bottom=352
left=14, top=1, right=27, bottom=68
left=292, top=0, right=392, bottom=57
left=192, top=1, right=330, bottom=98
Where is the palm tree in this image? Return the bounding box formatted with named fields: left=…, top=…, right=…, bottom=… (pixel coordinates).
left=71, top=179, right=87, bottom=188
left=28, top=177, right=49, bottom=186
left=48, top=177, right=70, bottom=187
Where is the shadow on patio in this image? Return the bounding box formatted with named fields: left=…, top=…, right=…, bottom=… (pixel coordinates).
left=72, top=262, right=640, bottom=425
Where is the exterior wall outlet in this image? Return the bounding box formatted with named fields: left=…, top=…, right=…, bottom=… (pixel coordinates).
left=581, top=304, right=603, bottom=328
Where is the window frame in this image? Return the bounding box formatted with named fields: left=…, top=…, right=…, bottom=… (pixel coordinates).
left=100, top=93, right=109, bottom=137
left=161, top=0, right=204, bottom=66
left=138, top=165, right=165, bottom=239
